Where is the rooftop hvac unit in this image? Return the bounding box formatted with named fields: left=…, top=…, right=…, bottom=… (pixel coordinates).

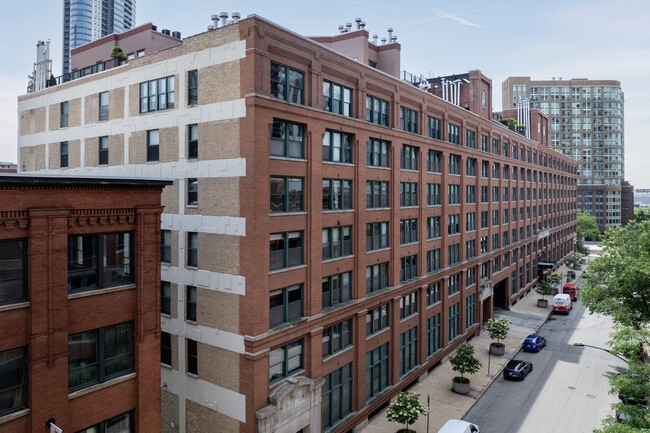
left=172, top=31, right=181, bottom=39
left=162, top=29, right=171, bottom=36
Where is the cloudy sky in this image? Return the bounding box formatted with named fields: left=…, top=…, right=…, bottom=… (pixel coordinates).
left=1, top=0, right=648, bottom=187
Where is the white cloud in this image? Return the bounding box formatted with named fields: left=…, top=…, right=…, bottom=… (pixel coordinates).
left=433, top=9, right=482, bottom=27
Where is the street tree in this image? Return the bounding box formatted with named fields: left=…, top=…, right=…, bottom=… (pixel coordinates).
left=577, top=211, right=601, bottom=241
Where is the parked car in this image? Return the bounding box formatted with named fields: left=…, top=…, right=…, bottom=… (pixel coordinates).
left=438, top=419, right=480, bottom=433
left=522, top=334, right=547, bottom=352
left=616, top=404, right=646, bottom=423
left=552, top=293, right=572, bottom=314
left=503, top=359, right=533, bottom=380
left=562, top=283, right=578, bottom=301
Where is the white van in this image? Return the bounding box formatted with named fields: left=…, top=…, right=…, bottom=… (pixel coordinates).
left=552, top=293, right=572, bottom=314
left=438, top=419, right=480, bottom=433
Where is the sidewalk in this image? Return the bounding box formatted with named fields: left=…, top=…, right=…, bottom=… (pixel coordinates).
left=360, top=253, right=592, bottom=433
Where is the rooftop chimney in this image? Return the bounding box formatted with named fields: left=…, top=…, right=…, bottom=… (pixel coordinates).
left=207, top=25, right=214, bottom=31
left=360, top=21, right=366, bottom=29
left=346, top=22, right=352, bottom=32
left=355, top=18, right=362, bottom=29
left=211, top=14, right=219, bottom=29
left=232, top=12, right=241, bottom=22
left=373, top=34, right=378, bottom=44
left=220, top=12, right=229, bottom=27
left=387, top=28, right=393, bottom=42
left=338, top=25, right=345, bottom=33
left=381, top=37, right=386, bottom=45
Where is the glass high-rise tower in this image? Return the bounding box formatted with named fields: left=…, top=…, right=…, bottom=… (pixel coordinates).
left=502, top=77, right=627, bottom=229
left=62, top=0, right=136, bottom=74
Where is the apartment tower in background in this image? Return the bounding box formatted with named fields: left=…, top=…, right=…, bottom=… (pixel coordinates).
left=502, top=77, right=628, bottom=229
left=62, top=0, right=136, bottom=74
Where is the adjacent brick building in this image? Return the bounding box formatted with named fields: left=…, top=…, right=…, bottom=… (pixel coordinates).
left=0, top=175, right=170, bottom=433
left=16, top=14, right=577, bottom=433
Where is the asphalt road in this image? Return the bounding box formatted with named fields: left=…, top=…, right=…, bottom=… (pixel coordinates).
left=464, top=301, right=626, bottom=433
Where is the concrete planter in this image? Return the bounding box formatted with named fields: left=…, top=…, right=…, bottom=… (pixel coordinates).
left=452, top=379, right=471, bottom=395
left=489, top=343, right=505, bottom=356
left=537, top=299, right=549, bottom=308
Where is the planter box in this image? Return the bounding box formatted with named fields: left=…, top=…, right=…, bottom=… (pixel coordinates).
left=537, top=299, right=548, bottom=308
left=452, top=380, right=471, bottom=395
left=489, top=344, right=505, bottom=356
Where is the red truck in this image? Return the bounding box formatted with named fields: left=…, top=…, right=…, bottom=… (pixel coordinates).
left=562, top=283, right=578, bottom=301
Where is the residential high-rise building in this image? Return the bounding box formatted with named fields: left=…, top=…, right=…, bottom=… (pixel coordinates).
left=19, top=15, right=577, bottom=433
left=62, top=0, right=136, bottom=74
left=502, top=77, right=627, bottom=229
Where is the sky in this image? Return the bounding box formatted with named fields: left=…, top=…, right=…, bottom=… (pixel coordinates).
left=1, top=0, right=649, bottom=187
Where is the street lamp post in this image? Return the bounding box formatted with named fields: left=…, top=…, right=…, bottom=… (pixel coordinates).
left=573, top=342, right=629, bottom=363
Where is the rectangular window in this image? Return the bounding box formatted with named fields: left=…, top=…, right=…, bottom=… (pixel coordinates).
left=427, top=282, right=441, bottom=305
left=187, top=232, right=198, bottom=267
left=426, top=248, right=441, bottom=273
left=323, top=179, right=353, bottom=210
left=448, top=214, right=460, bottom=235
left=161, top=281, right=171, bottom=315
left=448, top=123, right=460, bottom=144
left=366, top=304, right=389, bottom=335
left=465, top=294, right=476, bottom=328
left=161, top=230, right=171, bottom=264
left=270, top=231, right=303, bottom=270
left=400, top=254, right=418, bottom=282
left=270, top=176, right=304, bottom=213
left=448, top=273, right=460, bottom=296
left=400, top=182, right=418, bottom=207
left=400, top=219, right=418, bottom=245
left=323, top=130, right=353, bottom=163
left=481, top=160, right=489, bottom=178
left=366, top=95, right=389, bottom=126
left=270, top=339, right=303, bottom=384
left=448, top=303, right=460, bottom=341
left=426, top=314, right=441, bottom=356
left=187, top=339, right=198, bottom=375
left=427, top=183, right=441, bottom=206
left=400, top=291, right=418, bottom=319
left=492, top=138, right=500, bottom=155
left=187, top=124, right=198, bottom=160
left=60, top=141, right=68, bottom=168
left=270, top=119, right=304, bottom=159
left=448, top=184, right=460, bottom=204
left=186, top=285, right=197, bottom=321
left=322, top=363, right=353, bottom=429
left=448, top=154, right=461, bottom=175
left=466, top=129, right=476, bottom=149
left=427, top=216, right=441, bottom=239
left=322, top=319, right=353, bottom=358
left=492, top=186, right=499, bottom=203
left=187, top=178, right=198, bottom=206
left=400, top=327, right=418, bottom=376
left=466, top=212, right=476, bottom=231
left=68, top=322, right=133, bottom=391
left=68, top=232, right=132, bottom=292
left=323, top=80, right=352, bottom=117
left=481, top=211, right=489, bottom=229
left=60, top=101, right=69, bottom=127
left=146, top=129, right=159, bottom=162
left=98, top=92, right=109, bottom=121
left=400, top=106, right=418, bottom=133
left=187, top=69, right=198, bottom=106
left=366, top=180, right=389, bottom=208
left=139, top=76, right=175, bottom=113
left=366, top=222, right=389, bottom=251
left=366, top=343, right=389, bottom=401
left=366, top=262, right=389, bottom=293
left=480, top=134, right=488, bottom=152
left=322, top=272, right=352, bottom=308
left=161, top=332, right=171, bottom=366
left=465, top=185, right=476, bottom=204
left=427, top=150, right=442, bottom=172
left=401, top=144, right=418, bottom=170
left=0, top=346, right=27, bottom=417
left=0, top=239, right=27, bottom=306
left=322, top=226, right=352, bottom=260
left=270, top=62, right=304, bottom=104
left=427, top=116, right=441, bottom=139
left=367, top=138, right=390, bottom=167
left=98, top=136, right=109, bottom=165
left=448, top=243, right=460, bottom=266
left=466, top=158, right=476, bottom=176
left=466, top=239, right=476, bottom=259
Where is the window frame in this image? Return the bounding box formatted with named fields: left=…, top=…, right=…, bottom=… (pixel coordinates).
left=270, top=61, right=304, bottom=104
left=187, top=124, right=198, bottom=160
left=139, top=75, right=175, bottom=113
left=187, top=69, right=198, bottom=106
left=98, top=92, right=109, bottom=121
left=269, top=339, right=304, bottom=384
left=270, top=176, right=304, bottom=213
left=0, top=238, right=28, bottom=306
left=323, top=130, right=353, bottom=163
left=270, top=231, right=304, bottom=270
left=146, top=129, right=159, bottom=162
left=323, top=79, right=353, bottom=117
left=270, top=119, right=305, bottom=159
left=0, top=346, right=28, bottom=417
left=270, top=283, right=303, bottom=327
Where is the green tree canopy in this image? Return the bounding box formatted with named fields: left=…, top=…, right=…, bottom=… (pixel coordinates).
left=449, top=343, right=482, bottom=381
left=577, top=211, right=601, bottom=241
left=581, top=221, right=650, bottom=328
left=386, top=391, right=426, bottom=432
left=110, top=46, right=127, bottom=60
left=634, top=207, right=650, bottom=223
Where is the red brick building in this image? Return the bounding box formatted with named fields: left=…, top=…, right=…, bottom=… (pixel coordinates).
left=0, top=175, right=170, bottom=433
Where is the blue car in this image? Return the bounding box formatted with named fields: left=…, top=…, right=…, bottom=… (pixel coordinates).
left=522, top=334, right=546, bottom=352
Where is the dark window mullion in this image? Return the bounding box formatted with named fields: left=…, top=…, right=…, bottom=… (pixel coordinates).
left=98, top=327, right=106, bottom=383
left=97, top=234, right=105, bottom=289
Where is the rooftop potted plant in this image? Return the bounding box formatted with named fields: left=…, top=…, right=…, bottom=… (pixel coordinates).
left=487, top=318, right=511, bottom=356
left=386, top=391, right=426, bottom=433
left=449, top=343, right=482, bottom=395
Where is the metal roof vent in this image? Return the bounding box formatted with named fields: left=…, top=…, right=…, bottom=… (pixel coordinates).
left=232, top=12, right=241, bottom=22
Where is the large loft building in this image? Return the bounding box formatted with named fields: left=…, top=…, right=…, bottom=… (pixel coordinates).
left=502, top=77, right=627, bottom=229
left=18, top=15, right=577, bottom=433
left=63, top=0, right=136, bottom=74
left=0, top=175, right=170, bottom=433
